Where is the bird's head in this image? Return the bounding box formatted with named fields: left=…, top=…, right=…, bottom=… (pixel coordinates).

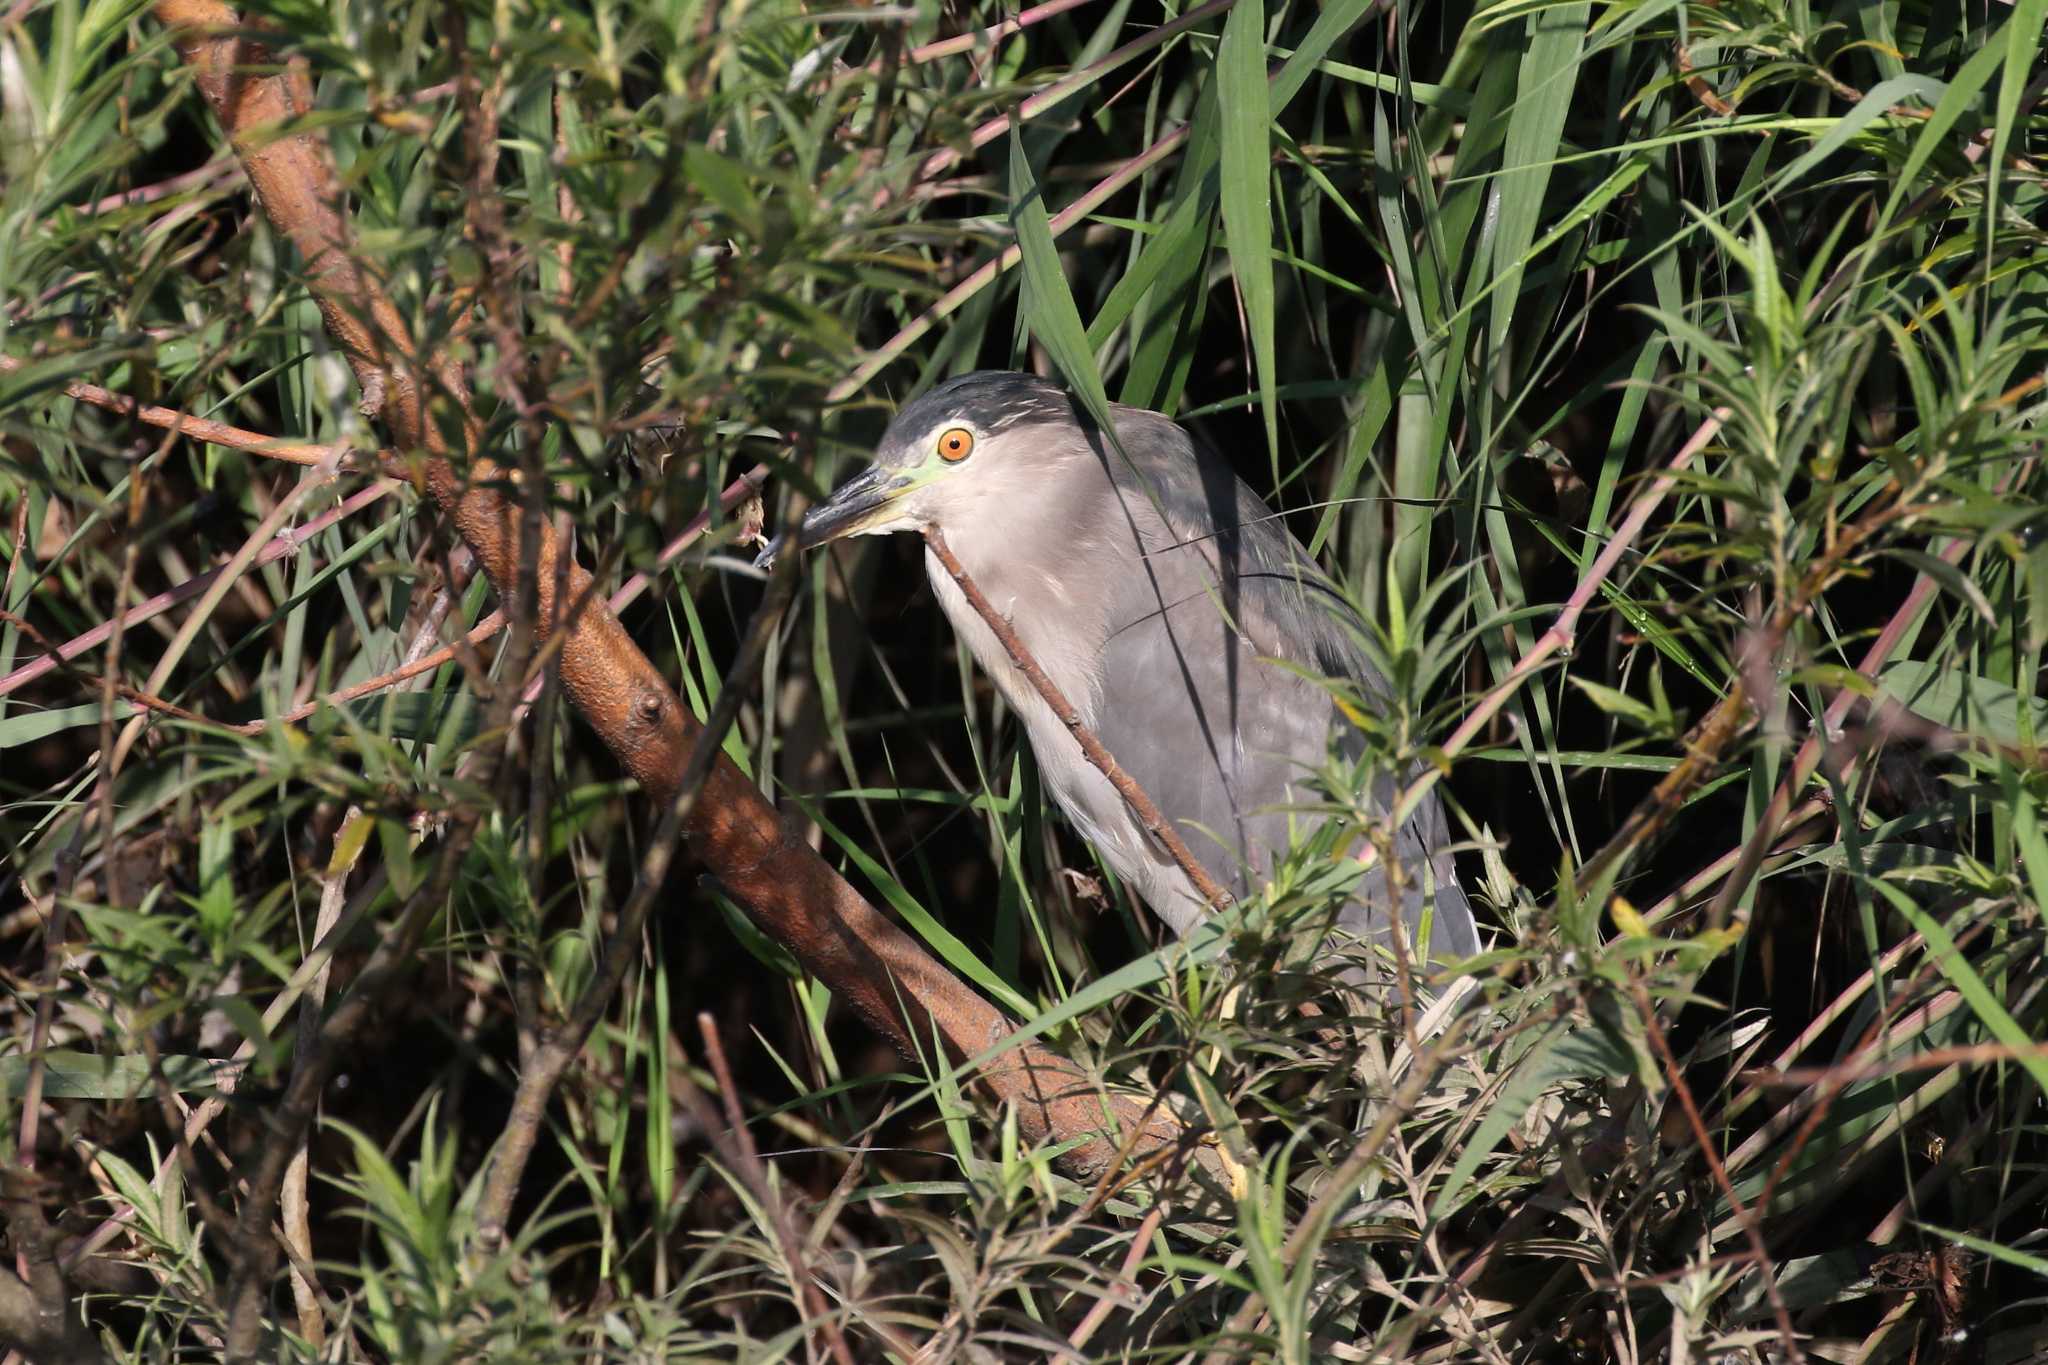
left=789, top=371, right=1086, bottom=552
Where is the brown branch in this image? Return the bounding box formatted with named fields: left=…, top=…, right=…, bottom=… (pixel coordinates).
left=0, top=354, right=380, bottom=469
left=922, top=526, right=1233, bottom=914
left=471, top=544, right=804, bottom=1242
left=0, top=1171, right=108, bottom=1365
left=153, top=47, right=1204, bottom=1364
left=144, top=13, right=1201, bottom=1324
left=1675, top=42, right=1735, bottom=117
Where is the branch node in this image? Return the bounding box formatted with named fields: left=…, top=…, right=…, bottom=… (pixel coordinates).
left=356, top=370, right=387, bottom=421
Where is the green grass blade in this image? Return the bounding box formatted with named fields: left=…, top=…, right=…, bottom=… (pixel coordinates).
left=1219, top=0, right=1278, bottom=472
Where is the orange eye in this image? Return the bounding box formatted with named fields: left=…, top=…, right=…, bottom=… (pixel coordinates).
left=936, top=427, right=975, bottom=462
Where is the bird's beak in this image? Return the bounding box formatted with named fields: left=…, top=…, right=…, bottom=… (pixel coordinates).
left=749, top=463, right=920, bottom=572
left=796, top=463, right=918, bottom=549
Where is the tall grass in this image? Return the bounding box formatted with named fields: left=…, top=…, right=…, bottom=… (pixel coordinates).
left=1, top=0, right=2044, bottom=1357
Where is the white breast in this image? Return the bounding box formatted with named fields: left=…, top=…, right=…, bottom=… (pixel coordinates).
left=922, top=545, right=1204, bottom=932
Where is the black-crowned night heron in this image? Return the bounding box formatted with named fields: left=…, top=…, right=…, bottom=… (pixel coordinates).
left=788, top=371, right=1478, bottom=961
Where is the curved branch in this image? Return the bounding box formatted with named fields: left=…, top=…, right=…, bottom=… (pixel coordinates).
left=149, top=0, right=1196, bottom=1264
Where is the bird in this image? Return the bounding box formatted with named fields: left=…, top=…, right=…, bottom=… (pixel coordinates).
left=780, top=371, right=1478, bottom=962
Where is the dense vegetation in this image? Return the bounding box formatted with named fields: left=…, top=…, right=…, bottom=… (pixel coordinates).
left=1, top=0, right=2045, bottom=1358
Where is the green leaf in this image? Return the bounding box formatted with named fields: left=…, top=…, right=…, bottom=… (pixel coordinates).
left=1873, top=884, right=2048, bottom=1100
left=1431, top=1017, right=1635, bottom=1219
left=335, top=690, right=483, bottom=748
left=1986, top=0, right=2048, bottom=256
left=1485, top=2, right=1588, bottom=360
left=1270, top=0, right=1381, bottom=110
left=1218, top=0, right=1278, bottom=471
left=1873, top=42, right=2001, bottom=234
left=681, top=144, right=764, bottom=238
left=1881, top=548, right=1994, bottom=623
left=0, top=1051, right=232, bottom=1098
left=0, top=700, right=138, bottom=747
left=1770, top=75, right=1948, bottom=195
left=807, top=802, right=1036, bottom=1020
left=1008, top=126, right=1113, bottom=428
left=1568, top=676, right=1669, bottom=734
left=1877, top=660, right=2048, bottom=750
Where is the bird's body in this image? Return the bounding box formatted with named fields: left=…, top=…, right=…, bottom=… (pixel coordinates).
left=795, top=372, right=1478, bottom=960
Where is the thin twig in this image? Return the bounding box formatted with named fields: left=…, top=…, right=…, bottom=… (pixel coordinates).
left=923, top=526, right=1233, bottom=913
left=248, top=609, right=509, bottom=732
left=911, top=0, right=1233, bottom=187
left=697, top=1016, right=860, bottom=1365
left=1385, top=407, right=1730, bottom=833
left=899, top=0, right=1096, bottom=65
left=1699, top=459, right=2028, bottom=929
left=69, top=156, right=241, bottom=216
left=1626, top=976, right=1805, bottom=1363
left=471, top=538, right=805, bottom=1242
left=35, top=466, right=766, bottom=738
left=832, top=124, right=1191, bottom=402
left=0, top=609, right=215, bottom=728
left=0, top=480, right=401, bottom=700
left=1066, top=1202, right=1168, bottom=1351
left=1558, top=450, right=1921, bottom=907
left=603, top=466, right=769, bottom=613
left=107, top=455, right=348, bottom=778
left=1198, top=1010, right=1477, bottom=1365
left=1746, top=1039, right=2048, bottom=1089
left=0, top=354, right=378, bottom=469
left=1739, top=923, right=2004, bottom=1249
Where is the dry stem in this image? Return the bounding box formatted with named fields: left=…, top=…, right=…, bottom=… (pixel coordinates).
left=922, top=525, right=1233, bottom=913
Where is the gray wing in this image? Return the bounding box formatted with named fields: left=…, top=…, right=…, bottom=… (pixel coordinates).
left=1084, top=411, right=1479, bottom=960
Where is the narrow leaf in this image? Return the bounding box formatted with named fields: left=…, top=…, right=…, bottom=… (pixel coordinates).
left=1218, top=0, right=1278, bottom=472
